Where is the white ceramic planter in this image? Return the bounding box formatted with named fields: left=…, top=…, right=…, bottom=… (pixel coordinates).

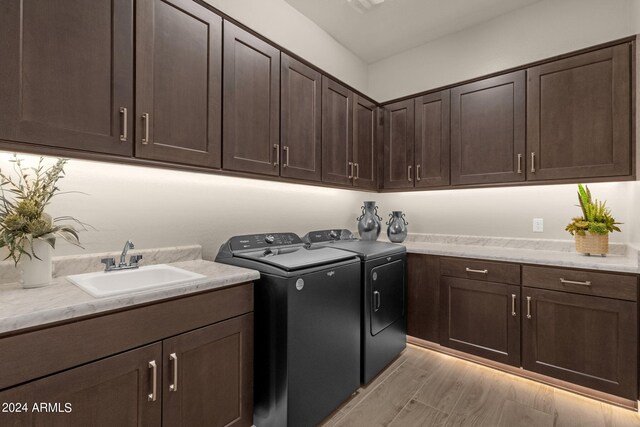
left=19, top=239, right=53, bottom=288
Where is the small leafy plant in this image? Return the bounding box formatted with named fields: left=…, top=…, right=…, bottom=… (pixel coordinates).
left=0, top=155, right=86, bottom=265
left=565, top=184, right=621, bottom=236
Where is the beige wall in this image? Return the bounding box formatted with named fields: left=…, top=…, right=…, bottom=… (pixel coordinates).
left=368, top=0, right=638, bottom=102
left=365, top=0, right=640, bottom=247
left=203, top=0, right=369, bottom=94
left=0, top=153, right=364, bottom=260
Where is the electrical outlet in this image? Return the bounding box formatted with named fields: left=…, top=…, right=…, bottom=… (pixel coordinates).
left=533, top=218, right=544, bottom=233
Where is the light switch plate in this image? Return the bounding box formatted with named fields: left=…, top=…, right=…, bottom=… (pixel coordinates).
left=533, top=218, right=544, bottom=233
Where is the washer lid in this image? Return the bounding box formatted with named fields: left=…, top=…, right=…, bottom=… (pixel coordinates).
left=235, top=246, right=357, bottom=272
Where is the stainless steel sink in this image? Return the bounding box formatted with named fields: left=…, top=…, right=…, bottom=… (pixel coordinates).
left=67, top=264, right=207, bottom=298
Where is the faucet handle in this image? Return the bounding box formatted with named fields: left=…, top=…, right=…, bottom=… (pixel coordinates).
left=129, top=254, right=143, bottom=267
left=101, top=257, right=116, bottom=271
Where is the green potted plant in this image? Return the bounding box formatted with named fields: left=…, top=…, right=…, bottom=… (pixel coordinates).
left=565, top=184, right=621, bottom=256
left=0, top=155, right=85, bottom=287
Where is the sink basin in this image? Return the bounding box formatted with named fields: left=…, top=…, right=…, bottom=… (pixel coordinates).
left=67, top=264, right=207, bottom=298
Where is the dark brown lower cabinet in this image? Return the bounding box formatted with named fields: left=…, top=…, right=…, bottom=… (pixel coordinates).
left=0, top=284, right=254, bottom=427
left=0, top=314, right=253, bottom=427
left=521, top=287, right=637, bottom=400
left=0, top=343, right=162, bottom=426
left=407, top=253, right=440, bottom=343
left=163, top=314, right=253, bottom=427
left=440, top=276, right=521, bottom=366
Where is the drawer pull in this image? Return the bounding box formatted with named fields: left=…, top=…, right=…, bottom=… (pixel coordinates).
left=517, top=153, right=522, bottom=174
left=169, top=353, right=178, bottom=392
left=273, top=144, right=280, bottom=167
left=511, top=294, right=516, bottom=317
left=148, top=360, right=157, bottom=402
left=560, top=278, right=591, bottom=287
left=526, top=296, right=532, bottom=319
left=408, top=165, right=412, bottom=182
left=465, top=268, right=488, bottom=274
left=141, top=113, right=150, bottom=144
left=348, top=161, right=354, bottom=179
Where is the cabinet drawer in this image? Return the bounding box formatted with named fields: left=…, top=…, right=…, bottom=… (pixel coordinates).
left=440, top=257, right=520, bottom=285
left=522, top=266, right=637, bottom=301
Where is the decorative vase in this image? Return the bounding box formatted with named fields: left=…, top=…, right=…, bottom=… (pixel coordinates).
left=575, top=233, right=608, bottom=256
left=386, top=211, right=408, bottom=243
left=357, top=201, right=383, bottom=241
left=19, top=239, right=53, bottom=288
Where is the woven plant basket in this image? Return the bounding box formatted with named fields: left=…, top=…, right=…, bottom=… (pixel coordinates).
left=575, top=232, right=609, bottom=256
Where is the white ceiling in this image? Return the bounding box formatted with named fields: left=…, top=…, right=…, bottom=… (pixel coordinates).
left=285, top=0, right=543, bottom=63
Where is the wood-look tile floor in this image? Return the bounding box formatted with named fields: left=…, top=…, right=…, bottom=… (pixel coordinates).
left=319, top=344, right=640, bottom=427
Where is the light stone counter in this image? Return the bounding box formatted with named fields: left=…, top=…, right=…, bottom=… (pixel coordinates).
left=0, top=258, right=259, bottom=335
left=399, top=234, right=640, bottom=274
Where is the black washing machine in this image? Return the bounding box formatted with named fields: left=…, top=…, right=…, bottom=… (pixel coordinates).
left=216, top=232, right=361, bottom=427
left=303, top=229, right=407, bottom=384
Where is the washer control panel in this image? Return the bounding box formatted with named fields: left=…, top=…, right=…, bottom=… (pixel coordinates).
left=229, top=233, right=302, bottom=251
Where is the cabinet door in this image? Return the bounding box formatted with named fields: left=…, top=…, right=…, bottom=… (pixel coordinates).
left=522, top=287, right=637, bottom=399
left=0, top=343, right=161, bottom=426
left=322, top=76, right=354, bottom=186
left=440, top=276, right=521, bottom=366
left=281, top=54, right=321, bottom=181
left=415, top=90, right=451, bottom=188
left=163, top=314, right=253, bottom=427
left=353, top=95, right=378, bottom=190
left=527, top=44, right=631, bottom=181
left=451, top=71, right=526, bottom=185
left=0, top=0, right=133, bottom=155
left=407, top=254, right=440, bottom=343
left=136, top=0, right=222, bottom=168
left=383, top=99, right=415, bottom=189
left=223, top=22, right=280, bottom=176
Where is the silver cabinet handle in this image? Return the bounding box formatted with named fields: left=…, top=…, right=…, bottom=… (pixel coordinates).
left=283, top=146, right=289, bottom=168
left=526, top=296, right=532, bottom=319
left=407, top=165, right=412, bottom=182
left=273, top=144, right=279, bottom=167
left=148, top=360, right=157, bottom=402
left=119, top=107, right=127, bottom=142
left=354, top=163, right=359, bottom=181
left=517, top=154, right=522, bottom=174
left=416, top=164, right=421, bottom=181
left=141, top=113, right=150, bottom=144
left=530, top=152, right=536, bottom=173
left=560, top=278, right=591, bottom=287
left=465, top=267, right=488, bottom=274
left=373, top=290, right=381, bottom=312
left=169, top=353, right=178, bottom=392
left=348, top=161, right=353, bottom=179
left=511, top=294, right=517, bottom=317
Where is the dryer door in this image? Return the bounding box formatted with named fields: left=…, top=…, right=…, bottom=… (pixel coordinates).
left=370, top=259, right=405, bottom=335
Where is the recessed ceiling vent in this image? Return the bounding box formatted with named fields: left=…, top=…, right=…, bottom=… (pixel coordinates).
left=347, top=0, right=385, bottom=14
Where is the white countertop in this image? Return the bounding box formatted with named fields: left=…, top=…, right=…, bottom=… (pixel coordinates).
left=399, top=234, right=640, bottom=274
left=0, top=259, right=259, bottom=335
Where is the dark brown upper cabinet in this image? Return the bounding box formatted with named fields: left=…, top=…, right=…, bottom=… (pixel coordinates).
left=353, top=95, right=378, bottom=190
left=451, top=71, right=526, bottom=186
left=383, top=99, right=415, bottom=189
left=136, top=0, right=222, bottom=168
left=527, top=44, right=632, bottom=181
left=281, top=54, right=322, bottom=182
left=322, top=77, right=354, bottom=186
left=223, top=21, right=280, bottom=176
left=0, top=0, right=133, bottom=156
left=414, top=90, right=451, bottom=187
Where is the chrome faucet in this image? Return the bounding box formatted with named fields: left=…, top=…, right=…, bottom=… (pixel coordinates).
left=120, top=240, right=134, bottom=267
left=101, top=240, right=143, bottom=272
